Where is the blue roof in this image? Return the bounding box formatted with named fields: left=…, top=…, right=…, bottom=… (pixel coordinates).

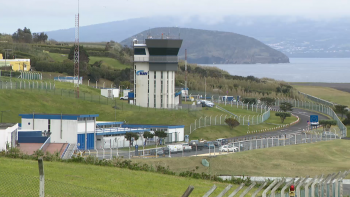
left=122, top=124, right=184, bottom=129
left=175, top=90, right=182, bottom=97
left=96, top=129, right=150, bottom=136
left=96, top=122, right=124, bottom=126
left=19, top=114, right=99, bottom=120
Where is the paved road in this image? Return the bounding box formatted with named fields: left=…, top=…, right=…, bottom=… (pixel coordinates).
left=225, top=107, right=330, bottom=141
left=89, top=107, right=331, bottom=159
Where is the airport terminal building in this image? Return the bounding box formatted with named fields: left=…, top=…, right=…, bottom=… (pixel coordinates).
left=133, top=38, right=183, bottom=108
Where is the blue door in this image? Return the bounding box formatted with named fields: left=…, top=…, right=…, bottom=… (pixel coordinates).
left=77, top=133, right=95, bottom=150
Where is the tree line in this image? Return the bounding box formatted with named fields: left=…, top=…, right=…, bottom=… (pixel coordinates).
left=11, top=27, right=48, bottom=43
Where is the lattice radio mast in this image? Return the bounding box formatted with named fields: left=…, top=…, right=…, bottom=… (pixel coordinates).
left=74, top=0, right=80, bottom=98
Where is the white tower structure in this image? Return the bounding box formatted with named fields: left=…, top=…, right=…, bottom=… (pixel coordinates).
left=133, top=38, right=183, bottom=108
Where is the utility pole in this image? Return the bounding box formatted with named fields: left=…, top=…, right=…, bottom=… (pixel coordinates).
left=4, top=49, right=12, bottom=68
left=204, top=77, right=206, bottom=100
left=74, top=0, right=80, bottom=98
left=185, top=49, right=187, bottom=102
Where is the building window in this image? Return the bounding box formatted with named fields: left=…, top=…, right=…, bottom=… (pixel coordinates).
left=154, top=71, right=156, bottom=79
left=134, top=48, right=146, bottom=55
left=167, top=95, right=169, bottom=106
left=161, top=72, right=163, bottom=79
left=154, top=80, right=156, bottom=93
left=154, top=95, right=156, bottom=108
left=48, top=119, right=51, bottom=133
left=161, top=95, right=163, bottom=108
left=167, top=80, right=169, bottom=93
left=161, top=81, right=163, bottom=93
left=167, top=71, right=169, bottom=79
left=148, top=80, right=149, bottom=93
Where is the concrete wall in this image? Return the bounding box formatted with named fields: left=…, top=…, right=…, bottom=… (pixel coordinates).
left=97, top=135, right=144, bottom=149
left=101, top=89, right=120, bottom=98
left=77, top=120, right=95, bottom=134
left=50, top=119, right=78, bottom=144
left=0, top=124, right=18, bottom=151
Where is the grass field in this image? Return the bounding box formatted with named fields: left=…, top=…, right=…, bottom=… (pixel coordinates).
left=0, top=89, right=226, bottom=129
left=189, top=111, right=298, bottom=140
left=47, top=53, right=129, bottom=70
left=294, top=85, right=350, bottom=107
left=138, top=140, right=350, bottom=178
left=0, top=157, right=243, bottom=197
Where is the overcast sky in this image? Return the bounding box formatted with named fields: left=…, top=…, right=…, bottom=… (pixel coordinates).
left=1, top=0, right=349, bottom=34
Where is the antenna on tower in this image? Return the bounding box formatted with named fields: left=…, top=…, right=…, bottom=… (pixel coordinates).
left=185, top=49, right=187, bottom=102
left=74, top=0, right=80, bottom=98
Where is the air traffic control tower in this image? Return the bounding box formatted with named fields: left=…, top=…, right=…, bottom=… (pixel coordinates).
left=132, top=38, right=183, bottom=108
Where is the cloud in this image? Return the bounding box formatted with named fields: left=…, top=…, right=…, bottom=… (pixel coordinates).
left=1, top=0, right=350, bottom=33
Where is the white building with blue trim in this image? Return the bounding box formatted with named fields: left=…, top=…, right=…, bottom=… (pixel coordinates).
left=18, top=114, right=185, bottom=150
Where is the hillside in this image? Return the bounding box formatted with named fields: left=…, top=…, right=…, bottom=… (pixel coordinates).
left=120, top=27, right=289, bottom=64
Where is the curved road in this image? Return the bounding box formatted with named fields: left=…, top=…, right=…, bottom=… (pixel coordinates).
left=226, top=107, right=329, bottom=141
left=94, top=107, right=330, bottom=159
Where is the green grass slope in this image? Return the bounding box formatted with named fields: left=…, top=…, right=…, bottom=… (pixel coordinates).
left=47, top=52, right=129, bottom=70
left=138, top=140, right=350, bottom=178
left=0, top=157, right=237, bottom=197
left=0, top=89, right=224, bottom=127
left=190, top=110, right=297, bottom=141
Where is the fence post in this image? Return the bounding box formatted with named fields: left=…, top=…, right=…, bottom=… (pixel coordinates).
left=271, top=179, right=285, bottom=197
left=203, top=185, right=217, bottom=197
left=228, top=183, right=245, bottom=197
left=217, top=184, right=233, bottom=197
left=281, top=178, right=295, bottom=197
left=182, top=185, right=194, bottom=197
left=252, top=181, right=267, bottom=197
left=38, top=157, right=45, bottom=197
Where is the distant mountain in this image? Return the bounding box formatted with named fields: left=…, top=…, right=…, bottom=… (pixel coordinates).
left=120, top=27, right=289, bottom=64
left=45, top=16, right=350, bottom=58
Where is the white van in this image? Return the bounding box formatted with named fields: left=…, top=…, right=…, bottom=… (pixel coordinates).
left=167, top=144, right=182, bottom=153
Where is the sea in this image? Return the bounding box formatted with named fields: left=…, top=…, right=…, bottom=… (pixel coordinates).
left=202, top=58, right=350, bottom=83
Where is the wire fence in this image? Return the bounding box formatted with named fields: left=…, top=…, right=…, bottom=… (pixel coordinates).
left=0, top=81, right=202, bottom=112
left=0, top=169, right=127, bottom=197
left=276, top=97, right=347, bottom=137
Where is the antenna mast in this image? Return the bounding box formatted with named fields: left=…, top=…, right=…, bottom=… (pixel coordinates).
left=185, top=49, right=187, bottom=102
left=74, top=0, right=80, bottom=98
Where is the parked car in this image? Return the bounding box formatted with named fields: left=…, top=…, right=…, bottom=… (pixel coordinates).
left=150, top=148, right=164, bottom=156
left=204, top=142, right=215, bottom=149
left=182, top=143, right=192, bottom=152
left=120, top=95, right=128, bottom=100
left=189, top=140, right=204, bottom=151
left=219, top=145, right=237, bottom=152
left=216, top=138, right=228, bottom=145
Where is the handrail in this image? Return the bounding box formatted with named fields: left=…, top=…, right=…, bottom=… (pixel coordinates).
left=61, top=143, right=70, bottom=159
left=39, top=137, right=51, bottom=151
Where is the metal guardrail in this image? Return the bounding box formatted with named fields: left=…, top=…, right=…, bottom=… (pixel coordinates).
left=277, top=96, right=347, bottom=138
left=39, top=137, right=51, bottom=151
left=61, top=143, right=70, bottom=159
